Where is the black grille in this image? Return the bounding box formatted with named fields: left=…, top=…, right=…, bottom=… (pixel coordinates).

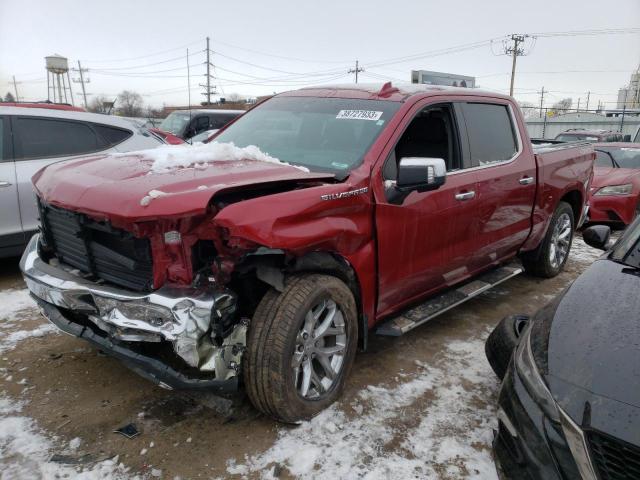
left=587, top=429, right=640, bottom=480
left=39, top=201, right=154, bottom=291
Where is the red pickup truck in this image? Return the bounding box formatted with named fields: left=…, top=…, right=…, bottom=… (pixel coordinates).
left=21, top=83, right=594, bottom=422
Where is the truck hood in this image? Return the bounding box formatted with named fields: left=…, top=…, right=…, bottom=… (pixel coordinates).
left=33, top=152, right=334, bottom=222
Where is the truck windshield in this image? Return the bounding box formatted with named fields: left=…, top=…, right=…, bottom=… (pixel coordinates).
left=158, top=112, right=190, bottom=134
left=213, top=96, right=401, bottom=175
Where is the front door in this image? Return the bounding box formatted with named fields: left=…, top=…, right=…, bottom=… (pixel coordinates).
left=374, top=102, right=480, bottom=318
left=0, top=116, right=24, bottom=251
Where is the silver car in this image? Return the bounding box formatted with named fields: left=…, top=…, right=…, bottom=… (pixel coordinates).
left=0, top=106, right=164, bottom=258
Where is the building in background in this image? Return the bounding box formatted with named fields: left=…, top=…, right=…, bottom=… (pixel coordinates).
left=617, top=65, right=640, bottom=109
left=411, top=70, right=476, bottom=88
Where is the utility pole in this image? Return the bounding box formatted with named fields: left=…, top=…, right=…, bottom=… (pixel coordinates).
left=538, top=86, right=545, bottom=118
left=505, top=34, right=527, bottom=96
left=72, top=61, right=89, bottom=108
left=200, top=37, right=216, bottom=105
left=348, top=60, right=364, bottom=84
left=586, top=91, right=590, bottom=111
left=12, top=75, right=19, bottom=101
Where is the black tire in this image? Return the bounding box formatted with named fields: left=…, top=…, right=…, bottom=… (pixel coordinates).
left=485, top=315, right=529, bottom=380
left=244, top=274, right=358, bottom=423
left=522, top=201, right=575, bottom=278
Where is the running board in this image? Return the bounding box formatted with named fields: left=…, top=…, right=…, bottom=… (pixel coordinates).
left=375, top=262, right=523, bottom=337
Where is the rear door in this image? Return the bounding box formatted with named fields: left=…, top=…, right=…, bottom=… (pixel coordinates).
left=461, top=102, right=536, bottom=265
left=12, top=116, right=103, bottom=235
left=375, top=101, right=480, bottom=317
left=0, top=115, right=24, bottom=251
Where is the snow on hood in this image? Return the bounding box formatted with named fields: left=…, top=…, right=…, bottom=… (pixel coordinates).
left=118, top=141, right=309, bottom=174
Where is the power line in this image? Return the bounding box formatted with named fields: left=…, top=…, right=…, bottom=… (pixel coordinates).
left=82, top=39, right=203, bottom=63
left=87, top=51, right=203, bottom=71
left=211, top=39, right=352, bottom=64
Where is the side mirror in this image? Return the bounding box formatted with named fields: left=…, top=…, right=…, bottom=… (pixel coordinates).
left=582, top=225, right=611, bottom=251
left=396, top=157, right=446, bottom=192
left=623, top=134, right=631, bottom=142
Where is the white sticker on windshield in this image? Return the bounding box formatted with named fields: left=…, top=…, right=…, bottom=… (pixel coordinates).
left=336, top=110, right=383, bottom=121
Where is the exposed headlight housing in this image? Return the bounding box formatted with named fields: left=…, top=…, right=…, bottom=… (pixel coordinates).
left=595, top=183, right=633, bottom=196
left=515, top=323, right=560, bottom=423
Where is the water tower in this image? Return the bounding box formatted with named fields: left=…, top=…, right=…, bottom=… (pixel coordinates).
left=45, top=54, right=74, bottom=105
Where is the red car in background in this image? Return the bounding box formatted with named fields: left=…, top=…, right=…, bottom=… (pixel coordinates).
left=590, top=143, right=640, bottom=225
left=0, top=101, right=85, bottom=112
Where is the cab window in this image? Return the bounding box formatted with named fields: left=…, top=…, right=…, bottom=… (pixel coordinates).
left=461, top=103, right=518, bottom=166
left=383, top=103, right=462, bottom=180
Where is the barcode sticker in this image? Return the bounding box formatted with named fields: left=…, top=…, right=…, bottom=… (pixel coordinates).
left=336, top=110, right=383, bottom=121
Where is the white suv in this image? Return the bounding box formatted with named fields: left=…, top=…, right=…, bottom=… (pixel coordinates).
left=0, top=106, right=165, bottom=257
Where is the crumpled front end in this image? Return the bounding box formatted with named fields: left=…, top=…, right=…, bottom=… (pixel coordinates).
left=20, top=234, right=246, bottom=390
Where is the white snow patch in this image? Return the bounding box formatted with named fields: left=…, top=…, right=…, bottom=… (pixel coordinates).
left=125, top=141, right=309, bottom=174
left=140, top=189, right=169, bottom=207
left=0, top=288, right=36, bottom=322
left=227, top=331, right=499, bottom=479
left=0, top=394, right=134, bottom=479
left=69, top=436, right=82, bottom=450
left=0, top=323, right=58, bottom=354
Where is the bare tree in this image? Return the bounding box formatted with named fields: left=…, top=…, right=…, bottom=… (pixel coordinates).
left=518, top=101, right=539, bottom=119
left=549, top=98, right=572, bottom=116
left=3, top=92, right=15, bottom=102
left=226, top=92, right=244, bottom=103
left=87, top=95, right=112, bottom=114
left=117, top=90, right=144, bottom=117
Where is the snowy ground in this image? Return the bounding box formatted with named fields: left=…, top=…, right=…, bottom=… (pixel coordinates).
left=0, top=234, right=606, bottom=479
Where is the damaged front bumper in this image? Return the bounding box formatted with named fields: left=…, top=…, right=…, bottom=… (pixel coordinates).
left=20, top=234, right=245, bottom=392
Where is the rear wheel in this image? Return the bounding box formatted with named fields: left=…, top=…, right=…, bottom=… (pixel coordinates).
left=522, top=201, right=574, bottom=278
left=244, top=274, right=358, bottom=423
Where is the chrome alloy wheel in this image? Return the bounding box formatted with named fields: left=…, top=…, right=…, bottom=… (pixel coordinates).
left=291, top=299, right=347, bottom=399
left=549, top=212, right=572, bottom=269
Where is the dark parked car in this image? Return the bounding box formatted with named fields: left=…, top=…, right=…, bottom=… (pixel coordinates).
left=156, top=109, right=242, bottom=140
left=486, top=222, right=640, bottom=480
left=555, top=129, right=626, bottom=143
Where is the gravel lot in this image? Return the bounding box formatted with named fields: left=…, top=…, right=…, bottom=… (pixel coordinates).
left=0, top=235, right=604, bottom=479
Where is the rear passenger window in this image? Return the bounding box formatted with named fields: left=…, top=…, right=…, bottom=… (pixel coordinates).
left=15, top=117, right=99, bottom=159
left=0, top=117, right=3, bottom=160
left=93, top=124, right=132, bottom=148
left=462, top=103, right=518, bottom=166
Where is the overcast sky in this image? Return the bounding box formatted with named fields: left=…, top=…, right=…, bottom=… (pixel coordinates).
left=1, top=0, right=639, bottom=111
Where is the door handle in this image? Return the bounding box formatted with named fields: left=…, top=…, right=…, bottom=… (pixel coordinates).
left=519, top=176, right=534, bottom=185
left=0, top=181, right=13, bottom=188
left=455, top=191, right=476, bottom=201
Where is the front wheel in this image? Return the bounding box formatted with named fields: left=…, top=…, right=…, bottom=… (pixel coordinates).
left=522, top=201, right=575, bottom=278
left=244, top=274, right=358, bottom=423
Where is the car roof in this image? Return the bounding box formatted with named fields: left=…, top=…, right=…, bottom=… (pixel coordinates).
left=559, top=129, right=620, bottom=136
left=0, top=102, right=85, bottom=112
left=170, top=109, right=243, bottom=115
left=278, top=82, right=510, bottom=102
left=594, top=142, right=640, bottom=148
left=0, top=106, right=139, bottom=130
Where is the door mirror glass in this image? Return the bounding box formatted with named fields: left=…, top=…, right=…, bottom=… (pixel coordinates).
left=583, top=225, right=611, bottom=251
left=396, top=157, right=446, bottom=192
